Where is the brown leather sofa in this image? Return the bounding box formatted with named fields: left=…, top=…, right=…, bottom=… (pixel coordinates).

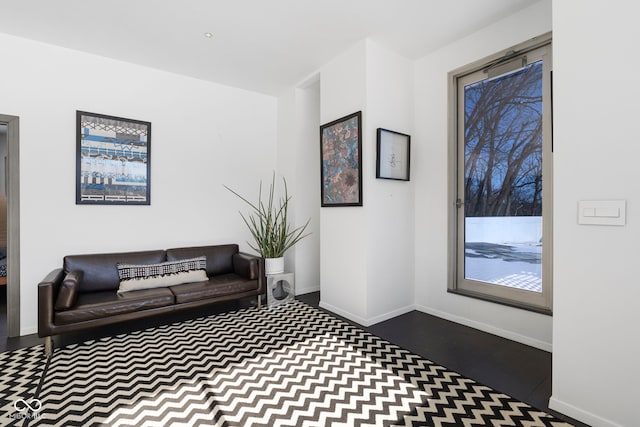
left=38, top=244, right=265, bottom=355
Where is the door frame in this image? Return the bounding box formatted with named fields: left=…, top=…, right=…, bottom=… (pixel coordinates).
left=0, top=114, right=20, bottom=337
left=446, top=34, right=553, bottom=314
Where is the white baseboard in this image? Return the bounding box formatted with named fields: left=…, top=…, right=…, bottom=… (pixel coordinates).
left=366, top=304, right=415, bottom=326
left=20, top=326, right=37, bottom=336
left=318, top=301, right=415, bottom=327
left=319, top=301, right=369, bottom=325
left=549, top=396, right=623, bottom=427
left=415, top=304, right=552, bottom=352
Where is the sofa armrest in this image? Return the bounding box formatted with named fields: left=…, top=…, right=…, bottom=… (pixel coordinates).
left=232, top=252, right=266, bottom=295
left=232, top=252, right=260, bottom=280
left=55, top=270, right=83, bottom=311
left=38, top=268, right=64, bottom=337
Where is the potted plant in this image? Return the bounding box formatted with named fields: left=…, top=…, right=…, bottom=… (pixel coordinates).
left=225, top=173, right=311, bottom=275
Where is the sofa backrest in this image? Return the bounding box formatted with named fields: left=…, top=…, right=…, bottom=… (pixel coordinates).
left=63, top=250, right=167, bottom=292
left=166, top=244, right=238, bottom=277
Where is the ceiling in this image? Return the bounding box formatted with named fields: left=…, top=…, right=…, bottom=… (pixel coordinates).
left=0, top=0, right=539, bottom=95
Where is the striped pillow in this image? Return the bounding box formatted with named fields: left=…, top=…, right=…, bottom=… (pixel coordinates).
left=117, top=256, right=207, bottom=294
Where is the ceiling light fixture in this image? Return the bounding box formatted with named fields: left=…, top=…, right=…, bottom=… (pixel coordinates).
left=204, top=32, right=214, bottom=39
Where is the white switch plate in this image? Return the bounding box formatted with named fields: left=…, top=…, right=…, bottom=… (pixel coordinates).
left=578, top=200, right=626, bottom=226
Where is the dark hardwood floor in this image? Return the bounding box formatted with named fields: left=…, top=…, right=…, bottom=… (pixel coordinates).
left=1, top=290, right=587, bottom=426
left=296, top=292, right=588, bottom=427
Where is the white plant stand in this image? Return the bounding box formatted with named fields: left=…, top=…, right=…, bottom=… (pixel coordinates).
left=266, top=272, right=295, bottom=307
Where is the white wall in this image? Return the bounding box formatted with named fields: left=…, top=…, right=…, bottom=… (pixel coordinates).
left=413, top=1, right=553, bottom=351
left=292, top=81, right=321, bottom=294
left=0, top=33, right=277, bottom=335
left=364, top=40, right=415, bottom=323
left=318, top=41, right=369, bottom=322
left=276, top=79, right=321, bottom=295
left=317, top=40, right=414, bottom=325
left=550, top=2, right=640, bottom=426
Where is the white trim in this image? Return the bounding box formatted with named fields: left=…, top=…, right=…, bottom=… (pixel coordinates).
left=366, top=304, right=415, bottom=326
left=549, top=397, right=623, bottom=427
left=20, top=326, right=37, bottom=336
left=319, top=301, right=415, bottom=327
left=319, top=301, right=369, bottom=325
left=415, top=303, right=552, bottom=352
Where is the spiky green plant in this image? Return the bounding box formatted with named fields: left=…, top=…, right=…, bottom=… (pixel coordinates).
left=224, top=174, right=311, bottom=258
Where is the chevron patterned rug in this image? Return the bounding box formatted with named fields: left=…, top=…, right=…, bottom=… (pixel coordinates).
left=0, top=345, right=46, bottom=426
left=1, top=301, right=573, bottom=426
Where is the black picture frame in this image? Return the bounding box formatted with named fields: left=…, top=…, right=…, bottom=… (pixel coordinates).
left=319, top=111, right=363, bottom=207
left=76, top=111, right=151, bottom=205
left=376, top=128, right=410, bottom=181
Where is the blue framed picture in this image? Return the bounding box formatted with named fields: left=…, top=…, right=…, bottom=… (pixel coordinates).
left=76, top=111, right=151, bottom=205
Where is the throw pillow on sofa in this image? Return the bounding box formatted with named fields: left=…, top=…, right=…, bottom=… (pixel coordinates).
left=117, top=256, right=208, bottom=294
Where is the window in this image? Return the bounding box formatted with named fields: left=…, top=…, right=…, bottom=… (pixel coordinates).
left=448, top=35, right=553, bottom=313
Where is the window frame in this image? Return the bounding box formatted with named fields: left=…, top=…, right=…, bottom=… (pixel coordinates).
left=447, top=33, right=553, bottom=314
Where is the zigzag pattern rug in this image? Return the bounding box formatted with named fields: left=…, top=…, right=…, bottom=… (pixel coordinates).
left=5, top=301, right=573, bottom=426
left=0, top=345, right=46, bottom=426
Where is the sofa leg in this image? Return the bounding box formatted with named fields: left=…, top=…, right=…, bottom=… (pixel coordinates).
left=257, top=295, right=262, bottom=309
left=44, top=336, right=53, bottom=357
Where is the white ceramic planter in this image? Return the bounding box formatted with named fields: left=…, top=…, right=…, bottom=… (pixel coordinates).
left=265, top=257, right=285, bottom=275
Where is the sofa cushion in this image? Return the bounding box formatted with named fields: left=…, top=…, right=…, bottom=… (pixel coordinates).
left=166, top=244, right=238, bottom=277
left=169, top=273, right=257, bottom=304
left=64, top=250, right=167, bottom=292
left=54, top=287, right=175, bottom=325
left=55, top=270, right=82, bottom=311
left=117, top=256, right=208, bottom=294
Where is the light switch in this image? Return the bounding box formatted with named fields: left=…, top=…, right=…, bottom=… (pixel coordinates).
left=595, top=207, right=619, bottom=218
left=578, top=200, right=626, bottom=226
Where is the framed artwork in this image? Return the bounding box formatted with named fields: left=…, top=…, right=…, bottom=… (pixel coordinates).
left=376, top=128, right=410, bottom=181
left=76, top=111, right=151, bottom=205
left=319, top=111, right=363, bottom=207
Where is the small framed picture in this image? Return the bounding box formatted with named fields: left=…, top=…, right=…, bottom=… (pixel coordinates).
left=376, top=128, right=410, bottom=181
left=319, top=111, right=363, bottom=207
left=76, top=111, right=151, bottom=205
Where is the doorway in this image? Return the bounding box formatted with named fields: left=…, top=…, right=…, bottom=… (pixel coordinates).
left=449, top=38, right=553, bottom=313
left=0, top=123, right=6, bottom=340
left=0, top=114, right=20, bottom=338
